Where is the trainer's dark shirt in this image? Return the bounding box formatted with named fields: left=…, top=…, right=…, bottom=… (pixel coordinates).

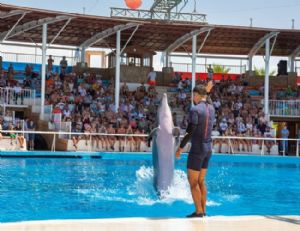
left=180, top=100, right=215, bottom=155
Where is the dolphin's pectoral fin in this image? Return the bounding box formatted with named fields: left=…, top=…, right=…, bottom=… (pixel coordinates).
left=173, top=127, right=181, bottom=146
left=148, top=127, right=159, bottom=147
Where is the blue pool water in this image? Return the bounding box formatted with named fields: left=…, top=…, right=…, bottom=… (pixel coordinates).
left=0, top=153, right=300, bottom=222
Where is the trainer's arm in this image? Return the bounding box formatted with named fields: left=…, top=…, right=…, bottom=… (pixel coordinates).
left=179, top=123, right=197, bottom=149
left=206, top=80, right=214, bottom=105
left=176, top=110, right=198, bottom=158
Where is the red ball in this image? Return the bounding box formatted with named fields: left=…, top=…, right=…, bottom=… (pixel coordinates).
left=125, top=0, right=142, bottom=10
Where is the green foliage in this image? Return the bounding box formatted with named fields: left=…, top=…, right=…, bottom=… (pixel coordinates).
left=211, top=64, right=230, bottom=74
left=254, top=66, right=276, bottom=76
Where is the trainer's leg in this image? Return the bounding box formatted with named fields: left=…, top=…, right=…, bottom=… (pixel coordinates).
left=188, top=169, right=203, bottom=214
left=198, top=168, right=208, bottom=214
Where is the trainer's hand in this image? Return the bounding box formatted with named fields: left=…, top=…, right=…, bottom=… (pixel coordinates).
left=206, top=80, right=214, bottom=93
left=176, top=147, right=182, bottom=159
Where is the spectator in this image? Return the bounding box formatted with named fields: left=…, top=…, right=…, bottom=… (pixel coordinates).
left=47, top=55, right=54, bottom=72
left=264, top=126, right=275, bottom=154
left=72, top=123, right=82, bottom=150
left=8, top=122, right=16, bottom=145
left=8, top=63, right=14, bottom=75
left=15, top=121, right=25, bottom=149
left=207, top=64, right=214, bottom=80
left=13, top=83, right=23, bottom=104
left=147, top=69, right=157, bottom=86
left=126, top=125, right=135, bottom=152
left=0, top=55, right=2, bottom=72
left=60, top=56, right=68, bottom=73
left=281, top=125, right=289, bottom=155
left=27, top=120, right=36, bottom=150
left=0, top=119, right=3, bottom=141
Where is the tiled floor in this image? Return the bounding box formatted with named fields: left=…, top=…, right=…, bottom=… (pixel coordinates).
left=0, top=216, right=299, bottom=231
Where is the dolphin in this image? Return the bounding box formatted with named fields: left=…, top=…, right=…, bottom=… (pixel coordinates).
left=149, top=93, right=180, bottom=193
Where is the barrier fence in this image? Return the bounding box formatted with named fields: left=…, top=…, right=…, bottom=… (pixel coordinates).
left=269, top=100, right=300, bottom=117
left=0, top=130, right=299, bottom=157
left=0, top=87, right=36, bottom=106
left=171, top=63, right=247, bottom=74
left=0, top=51, right=77, bottom=66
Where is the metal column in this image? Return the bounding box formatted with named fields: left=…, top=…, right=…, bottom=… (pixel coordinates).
left=115, top=30, right=121, bottom=112
left=289, top=56, right=295, bottom=72
left=191, top=35, right=197, bottom=103
left=81, top=46, right=86, bottom=63
left=264, top=38, right=270, bottom=118
left=40, top=23, right=47, bottom=120
left=165, top=52, right=169, bottom=67
left=248, top=56, right=253, bottom=72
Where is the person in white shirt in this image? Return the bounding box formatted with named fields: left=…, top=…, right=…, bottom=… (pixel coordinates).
left=212, top=126, right=221, bottom=153
left=219, top=119, right=228, bottom=135
left=147, top=70, right=157, bottom=86
left=13, top=83, right=23, bottom=104
left=213, top=99, right=221, bottom=111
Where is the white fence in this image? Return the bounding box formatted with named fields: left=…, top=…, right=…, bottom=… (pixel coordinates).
left=0, top=130, right=299, bottom=156
left=170, top=63, right=247, bottom=74
left=269, top=100, right=300, bottom=117
left=0, top=51, right=77, bottom=67
left=0, top=87, right=36, bottom=106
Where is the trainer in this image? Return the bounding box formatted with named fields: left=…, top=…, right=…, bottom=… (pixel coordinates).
left=176, top=82, right=215, bottom=218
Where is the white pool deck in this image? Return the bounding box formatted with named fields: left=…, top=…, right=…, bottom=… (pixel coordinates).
left=0, top=216, right=299, bottom=231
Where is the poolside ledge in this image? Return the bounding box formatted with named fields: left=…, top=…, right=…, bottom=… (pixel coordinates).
left=0, top=216, right=299, bottom=231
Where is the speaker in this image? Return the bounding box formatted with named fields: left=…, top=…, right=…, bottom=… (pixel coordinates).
left=277, top=60, right=287, bottom=75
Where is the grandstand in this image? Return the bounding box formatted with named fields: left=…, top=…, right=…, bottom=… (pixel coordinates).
left=0, top=3, right=299, bottom=156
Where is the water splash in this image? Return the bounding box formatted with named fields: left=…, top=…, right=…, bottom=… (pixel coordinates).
left=78, top=166, right=221, bottom=207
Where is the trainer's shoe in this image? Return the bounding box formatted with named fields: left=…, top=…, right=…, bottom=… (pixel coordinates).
left=186, top=212, right=204, bottom=218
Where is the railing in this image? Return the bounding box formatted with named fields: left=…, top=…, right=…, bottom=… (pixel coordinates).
left=269, top=100, right=300, bottom=117
left=0, top=130, right=298, bottom=156
left=0, top=87, right=36, bottom=106
left=110, top=7, right=207, bottom=23
left=58, top=122, right=72, bottom=139
left=0, top=51, right=77, bottom=66
left=170, top=63, right=247, bottom=74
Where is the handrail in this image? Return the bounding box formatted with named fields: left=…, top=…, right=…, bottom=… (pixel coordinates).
left=1, top=130, right=298, bottom=141
left=269, top=100, right=300, bottom=117
left=0, top=130, right=298, bottom=156
left=0, top=51, right=76, bottom=66
left=0, top=87, right=36, bottom=106
left=170, top=62, right=247, bottom=74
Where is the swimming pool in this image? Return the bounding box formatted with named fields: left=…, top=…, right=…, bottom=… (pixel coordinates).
left=0, top=152, right=299, bottom=222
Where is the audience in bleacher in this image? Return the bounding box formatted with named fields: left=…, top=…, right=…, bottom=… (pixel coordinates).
left=2, top=56, right=299, bottom=154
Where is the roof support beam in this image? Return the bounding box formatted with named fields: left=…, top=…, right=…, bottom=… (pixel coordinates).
left=164, top=27, right=213, bottom=54
left=164, top=27, right=213, bottom=67
left=289, top=45, right=300, bottom=58
left=248, top=31, right=279, bottom=57
left=79, top=23, right=140, bottom=49
left=248, top=31, right=279, bottom=71
left=1, top=11, right=27, bottom=42
left=288, top=45, right=300, bottom=72
left=48, top=17, right=72, bottom=46
left=0, top=10, right=29, bottom=19
left=120, top=24, right=140, bottom=54
left=0, top=15, right=71, bottom=41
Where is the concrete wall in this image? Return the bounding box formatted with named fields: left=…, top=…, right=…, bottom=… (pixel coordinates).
left=75, top=65, right=174, bottom=86
left=244, top=72, right=298, bottom=89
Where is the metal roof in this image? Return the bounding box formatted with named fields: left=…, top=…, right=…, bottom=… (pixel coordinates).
left=1, top=3, right=300, bottom=57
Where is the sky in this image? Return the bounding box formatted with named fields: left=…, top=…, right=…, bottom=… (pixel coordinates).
left=2, top=0, right=300, bottom=29
left=2, top=0, right=300, bottom=71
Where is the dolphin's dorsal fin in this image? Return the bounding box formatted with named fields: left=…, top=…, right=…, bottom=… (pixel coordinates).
left=149, top=126, right=160, bottom=138
left=172, top=127, right=181, bottom=137
left=147, top=127, right=160, bottom=147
